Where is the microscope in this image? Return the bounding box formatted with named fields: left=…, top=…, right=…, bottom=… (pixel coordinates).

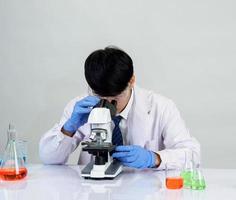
left=81, top=99, right=123, bottom=179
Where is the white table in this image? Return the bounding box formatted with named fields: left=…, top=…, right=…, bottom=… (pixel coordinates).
left=0, top=164, right=236, bottom=200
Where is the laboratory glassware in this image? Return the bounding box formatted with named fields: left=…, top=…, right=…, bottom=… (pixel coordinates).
left=181, top=150, right=194, bottom=189
left=165, top=162, right=183, bottom=189
left=0, top=124, right=28, bottom=181
left=191, top=151, right=206, bottom=190
left=191, top=164, right=206, bottom=190
left=17, top=139, right=28, bottom=164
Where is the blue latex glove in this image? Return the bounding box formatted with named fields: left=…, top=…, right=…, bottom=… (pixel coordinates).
left=63, top=96, right=100, bottom=133
left=112, top=145, right=156, bottom=169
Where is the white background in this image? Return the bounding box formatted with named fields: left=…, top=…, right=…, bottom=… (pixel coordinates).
left=0, top=0, right=235, bottom=168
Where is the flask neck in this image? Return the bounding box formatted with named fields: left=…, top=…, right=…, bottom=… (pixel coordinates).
left=8, top=131, right=16, bottom=141
left=7, top=124, right=17, bottom=141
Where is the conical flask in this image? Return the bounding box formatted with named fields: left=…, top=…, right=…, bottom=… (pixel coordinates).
left=181, top=150, right=194, bottom=189
left=191, top=151, right=206, bottom=190
left=0, top=124, right=27, bottom=181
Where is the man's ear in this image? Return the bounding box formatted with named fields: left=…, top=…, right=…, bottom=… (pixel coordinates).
left=129, top=75, right=135, bottom=88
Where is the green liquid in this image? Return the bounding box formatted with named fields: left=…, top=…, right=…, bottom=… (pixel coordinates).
left=191, top=178, right=206, bottom=190
left=181, top=171, right=193, bottom=188
left=181, top=170, right=206, bottom=190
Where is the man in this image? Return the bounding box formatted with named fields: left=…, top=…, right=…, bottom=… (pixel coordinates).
left=39, top=46, right=200, bottom=169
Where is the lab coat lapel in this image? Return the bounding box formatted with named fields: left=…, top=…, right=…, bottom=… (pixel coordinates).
left=127, top=86, right=152, bottom=147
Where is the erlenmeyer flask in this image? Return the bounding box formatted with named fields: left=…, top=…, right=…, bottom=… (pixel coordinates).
left=181, top=150, right=194, bottom=189
left=0, top=124, right=27, bottom=181
left=191, top=151, right=206, bottom=190
left=191, top=164, right=206, bottom=190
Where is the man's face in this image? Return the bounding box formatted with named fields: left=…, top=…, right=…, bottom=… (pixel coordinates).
left=89, top=86, right=132, bottom=113
left=88, top=75, right=135, bottom=113
left=100, top=87, right=132, bottom=113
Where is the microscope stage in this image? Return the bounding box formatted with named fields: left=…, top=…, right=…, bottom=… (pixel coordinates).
left=82, top=144, right=115, bottom=152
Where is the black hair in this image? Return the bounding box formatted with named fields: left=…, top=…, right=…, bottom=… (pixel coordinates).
left=84, top=46, right=134, bottom=96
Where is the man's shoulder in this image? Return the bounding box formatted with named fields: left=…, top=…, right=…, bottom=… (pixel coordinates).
left=133, top=85, right=177, bottom=116
left=134, top=85, right=173, bottom=106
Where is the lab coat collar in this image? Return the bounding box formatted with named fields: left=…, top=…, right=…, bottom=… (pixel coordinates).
left=119, top=88, right=134, bottom=120
left=132, top=85, right=152, bottom=115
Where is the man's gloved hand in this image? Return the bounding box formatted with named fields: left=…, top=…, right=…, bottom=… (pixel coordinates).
left=63, top=96, right=100, bottom=134
left=112, top=145, right=156, bottom=169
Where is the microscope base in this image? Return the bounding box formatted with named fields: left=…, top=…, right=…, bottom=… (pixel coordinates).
left=81, top=160, right=122, bottom=179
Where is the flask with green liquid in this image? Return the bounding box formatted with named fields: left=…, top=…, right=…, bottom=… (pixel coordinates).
left=181, top=150, right=206, bottom=190
left=181, top=150, right=194, bottom=189
left=191, top=163, right=206, bottom=190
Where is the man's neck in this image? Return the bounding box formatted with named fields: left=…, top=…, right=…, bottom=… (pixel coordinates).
left=118, top=88, right=132, bottom=113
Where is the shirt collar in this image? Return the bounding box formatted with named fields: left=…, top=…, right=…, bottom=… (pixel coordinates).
left=118, top=88, right=134, bottom=120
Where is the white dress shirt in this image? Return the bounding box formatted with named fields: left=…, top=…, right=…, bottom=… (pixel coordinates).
left=114, top=88, right=134, bottom=145
left=39, top=85, right=200, bottom=170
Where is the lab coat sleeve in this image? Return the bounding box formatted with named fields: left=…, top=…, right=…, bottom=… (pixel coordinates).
left=155, top=100, right=200, bottom=170
left=39, top=98, right=84, bottom=165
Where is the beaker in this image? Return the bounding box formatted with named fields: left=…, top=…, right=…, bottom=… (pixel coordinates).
left=0, top=124, right=27, bottom=181
left=181, top=150, right=194, bottom=189
left=165, top=162, right=183, bottom=189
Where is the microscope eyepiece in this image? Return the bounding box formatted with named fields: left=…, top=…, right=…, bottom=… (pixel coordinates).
left=94, top=99, right=117, bottom=118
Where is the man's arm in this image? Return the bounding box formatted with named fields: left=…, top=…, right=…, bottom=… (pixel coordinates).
left=39, top=98, right=82, bottom=164
left=39, top=96, right=100, bottom=164
left=155, top=99, right=200, bottom=170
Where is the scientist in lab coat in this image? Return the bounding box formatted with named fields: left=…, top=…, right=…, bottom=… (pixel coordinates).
left=39, top=46, right=200, bottom=169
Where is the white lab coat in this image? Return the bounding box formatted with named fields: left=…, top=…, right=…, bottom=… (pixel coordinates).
left=39, top=86, right=200, bottom=169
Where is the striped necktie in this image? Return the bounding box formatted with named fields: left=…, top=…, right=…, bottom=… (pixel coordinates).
left=112, top=116, right=123, bottom=146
